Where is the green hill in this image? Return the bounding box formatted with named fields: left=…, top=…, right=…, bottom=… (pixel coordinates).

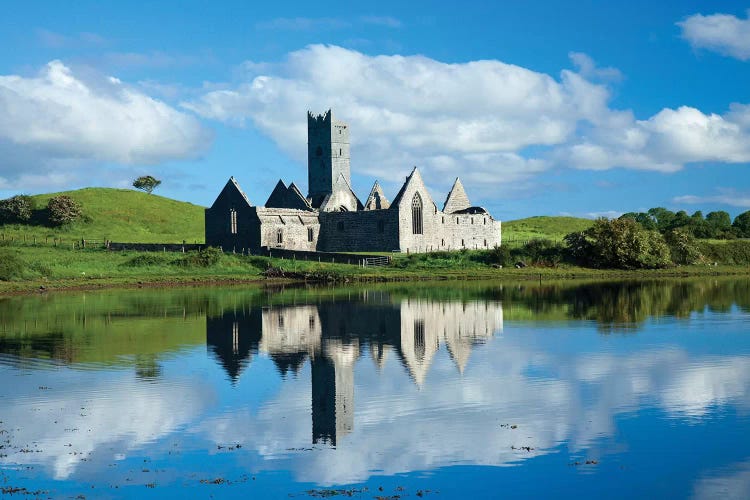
left=0, top=188, right=205, bottom=243
left=503, top=216, right=593, bottom=243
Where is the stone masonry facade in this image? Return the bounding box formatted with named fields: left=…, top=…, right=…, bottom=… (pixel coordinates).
left=205, top=109, right=501, bottom=254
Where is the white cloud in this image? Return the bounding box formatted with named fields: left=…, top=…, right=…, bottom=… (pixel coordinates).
left=673, top=188, right=750, bottom=209
left=679, top=10, right=750, bottom=60
left=0, top=60, right=211, bottom=190
left=569, top=52, right=623, bottom=81
left=184, top=45, right=750, bottom=200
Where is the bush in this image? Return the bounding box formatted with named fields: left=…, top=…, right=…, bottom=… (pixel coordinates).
left=665, top=229, right=702, bottom=265
left=0, top=195, right=34, bottom=223
left=122, top=254, right=171, bottom=267
left=47, top=195, right=82, bottom=226
left=565, top=218, right=671, bottom=269
left=0, top=249, right=26, bottom=280
left=698, top=240, right=750, bottom=265
left=174, top=247, right=223, bottom=267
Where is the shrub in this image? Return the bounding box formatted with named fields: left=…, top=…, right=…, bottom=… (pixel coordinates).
left=174, top=247, right=223, bottom=267
left=0, top=249, right=26, bottom=280
left=698, top=240, right=750, bottom=265
left=665, top=229, right=702, bottom=265
left=0, top=195, right=34, bottom=223
left=47, top=195, right=82, bottom=226
left=565, top=218, right=671, bottom=269
left=122, top=254, right=171, bottom=267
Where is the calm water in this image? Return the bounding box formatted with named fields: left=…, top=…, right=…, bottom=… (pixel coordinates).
left=1, top=279, right=749, bottom=499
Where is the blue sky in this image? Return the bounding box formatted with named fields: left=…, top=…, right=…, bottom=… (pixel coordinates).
left=0, top=0, right=749, bottom=220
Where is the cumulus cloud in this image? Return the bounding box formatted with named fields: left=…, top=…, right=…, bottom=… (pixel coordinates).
left=673, top=188, right=750, bottom=208
left=0, top=60, right=211, bottom=190
left=184, top=45, right=750, bottom=199
left=679, top=10, right=750, bottom=60
left=557, top=103, right=750, bottom=172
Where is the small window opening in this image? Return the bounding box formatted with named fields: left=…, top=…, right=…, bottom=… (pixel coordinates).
left=307, top=227, right=314, bottom=242
left=276, top=228, right=283, bottom=244
left=484, top=218, right=487, bottom=225
left=441, top=216, right=444, bottom=224
left=484, top=239, right=487, bottom=247
left=441, top=239, right=445, bottom=246
left=471, top=217, right=474, bottom=224
left=461, top=239, right=465, bottom=247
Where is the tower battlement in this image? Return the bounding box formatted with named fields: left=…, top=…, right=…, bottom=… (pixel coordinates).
left=307, top=109, right=351, bottom=209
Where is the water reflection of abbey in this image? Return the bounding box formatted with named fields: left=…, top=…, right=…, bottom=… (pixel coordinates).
left=206, top=292, right=503, bottom=445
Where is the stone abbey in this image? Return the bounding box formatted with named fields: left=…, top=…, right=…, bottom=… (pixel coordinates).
left=205, top=110, right=501, bottom=253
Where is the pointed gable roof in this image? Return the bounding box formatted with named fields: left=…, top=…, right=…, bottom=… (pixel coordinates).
left=391, top=167, right=436, bottom=211
left=319, top=173, right=364, bottom=212
left=364, top=181, right=390, bottom=210
left=287, top=182, right=314, bottom=210
left=442, top=178, right=471, bottom=214
left=265, top=180, right=289, bottom=208
left=209, top=176, right=252, bottom=209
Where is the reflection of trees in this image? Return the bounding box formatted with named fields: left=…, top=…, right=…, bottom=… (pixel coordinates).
left=486, top=279, right=750, bottom=332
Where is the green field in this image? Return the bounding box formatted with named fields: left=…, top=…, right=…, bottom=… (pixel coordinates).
left=0, top=188, right=205, bottom=244
left=503, top=216, right=594, bottom=243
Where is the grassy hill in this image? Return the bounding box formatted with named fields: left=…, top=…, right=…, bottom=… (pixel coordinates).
left=503, top=216, right=593, bottom=243
left=0, top=188, right=205, bottom=243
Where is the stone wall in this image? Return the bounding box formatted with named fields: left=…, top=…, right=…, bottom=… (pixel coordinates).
left=318, top=209, right=401, bottom=252
left=256, top=207, right=321, bottom=253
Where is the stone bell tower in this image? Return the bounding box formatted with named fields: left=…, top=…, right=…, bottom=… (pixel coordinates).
left=307, top=109, right=351, bottom=208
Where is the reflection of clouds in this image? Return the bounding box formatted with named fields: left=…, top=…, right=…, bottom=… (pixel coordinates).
left=0, top=370, right=211, bottom=479
left=201, top=336, right=750, bottom=485
left=692, top=459, right=750, bottom=500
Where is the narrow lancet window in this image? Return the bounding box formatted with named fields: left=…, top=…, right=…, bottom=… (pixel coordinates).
left=230, top=209, right=237, bottom=234
left=412, top=192, right=423, bottom=235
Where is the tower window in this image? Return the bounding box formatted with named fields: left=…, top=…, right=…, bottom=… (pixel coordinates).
left=276, top=228, right=283, bottom=244
left=339, top=148, right=342, bottom=156
left=461, top=239, right=465, bottom=247
left=229, top=209, right=237, bottom=234
left=307, top=227, right=314, bottom=242
left=411, top=192, right=423, bottom=235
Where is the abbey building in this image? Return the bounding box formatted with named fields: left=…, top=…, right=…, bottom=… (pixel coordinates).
left=205, top=110, right=501, bottom=253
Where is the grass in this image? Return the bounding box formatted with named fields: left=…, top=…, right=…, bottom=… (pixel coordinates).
left=0, top=244, right=748, bottom=295
left=503, top=216, right=593, bottom=243
left=0, top=187, right=205, bottom=244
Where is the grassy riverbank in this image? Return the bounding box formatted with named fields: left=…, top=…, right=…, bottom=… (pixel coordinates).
left=0, top=244, right=748, bottom=295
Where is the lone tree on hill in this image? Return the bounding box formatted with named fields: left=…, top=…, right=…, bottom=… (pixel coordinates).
left=47, top=195, right=82, bottom=226
left=133, top=175, right=162, bottom=194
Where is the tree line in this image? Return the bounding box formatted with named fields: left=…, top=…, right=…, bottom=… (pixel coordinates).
left=620, top=207, right=750, bottom=239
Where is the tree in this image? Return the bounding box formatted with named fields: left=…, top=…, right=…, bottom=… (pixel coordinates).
left=565, top=217, right=671, bottom=269
left=132, top=175, right=162, bottom=194
left=47, top=195, right=82, bottom=226
left=647, top=207, right=675, bottom=232
left=706, top=211, right=732, bottom=238
left=733, top=211, right=750, bottom=238
left=0, top=195, right=34, bottom=223
left=665, top=229, right=701, bottom=265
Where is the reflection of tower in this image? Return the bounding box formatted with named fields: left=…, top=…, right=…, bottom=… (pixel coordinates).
left=311, top=339, right=359, bottom=446
left=261, top=306, right=321, bottom=377
left=206, top=309, right=262, bottom=383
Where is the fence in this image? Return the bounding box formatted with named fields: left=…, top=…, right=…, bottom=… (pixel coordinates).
left=261, top=247, right=392, bottom=267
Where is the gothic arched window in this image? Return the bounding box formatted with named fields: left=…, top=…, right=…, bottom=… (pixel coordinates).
left=412, top=192, right=423, bottom=235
